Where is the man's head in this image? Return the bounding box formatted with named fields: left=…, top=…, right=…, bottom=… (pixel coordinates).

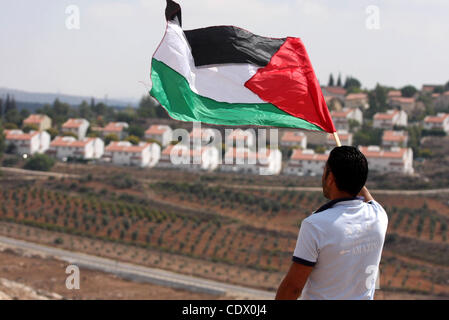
left=322, top=146, right=368, bottom=199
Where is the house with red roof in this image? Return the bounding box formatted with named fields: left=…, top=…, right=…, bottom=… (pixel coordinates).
left=359, top=146, right=414, bottom=175
left=5, top=129, right=50, bottom=156
left=280, top=131, right=307, bottom=149
left=221, top=147, right=282, bottom=176
left=284, top=149, right=329, bottom=176
left=423, top=113, right=449, bottom=133
left=61, top=118, right=90, bottom=140
left=330, top=108, right=363, bottom=131
left=373, top=110, right=408, bottom=129
left=104, top=141, right=160, bottom=168
left=322, top=86, right=347, bottom=100
left=387, top=90, right=402, bottom=99
left=23, top=114, right=52, bottom=131
left=225, top=129, right=256, bottom=149
left=345, top=93, right=369, bottom=110
left=158, top=144, right=219, bottom=172
left=433, top=92, right=449, bottom=109
left=48, top=136, right=104, bottom=160
left=189, top=127, right=221, bottom=149
left=144, top=125, right=173, bottom=146
left=101, top=122, right=129, bottom=140
left=382, top=130, right=408, bottom=147
left=326, top=130, right=353, bottom=147
left=389, top=97, right=416, bottom=114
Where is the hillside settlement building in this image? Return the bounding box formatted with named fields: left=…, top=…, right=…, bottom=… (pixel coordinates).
left=423, top=113, right=449, bottom=133
left=48, top=136, right=104, bottom=160
left=189, top=128, right=221, bottom=149
left=373, top=110, right=408, bottom=129
left=344, top=93, right=369, bottom=110
left=101, top=122, right=129, bottom=140
left=389, top=97, right=416, bottom=114
left=23, top=114, right=52, bottom=131
left=61, top=118, right=90, bottom=140
left=359, top=146, right=414, bottom=175
left=158, top=144, right=219, bottom=172
left=382, top=130, right=408, bottom=147
left=322, top=87, right=347, bottom=100
left=221, top=148, right=282, bottom=176
left=225, top=129, right=256, bottom=149
left=331, top=108, right=363, bottom=131
left=326, top=131, right=353, bottom=147
left=4, top=130, right=51, bottom=156
left=284, top=149, right=328, bottom=176
left=104, top=141, right=161, bottom=168
left=280, top=131, right=307, bottom=149
left=145, top=125, right=173, bottom=146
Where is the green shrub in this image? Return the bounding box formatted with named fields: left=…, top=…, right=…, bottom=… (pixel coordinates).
left=24, top=154, right=55, bottom=172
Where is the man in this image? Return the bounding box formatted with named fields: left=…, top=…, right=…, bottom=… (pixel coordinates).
left=276, top=146, right=388, bottom=300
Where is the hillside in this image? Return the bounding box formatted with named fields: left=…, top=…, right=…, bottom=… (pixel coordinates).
left=0, top=87, right=136, bottom=108
left=0, top=164, right=447, bottom=299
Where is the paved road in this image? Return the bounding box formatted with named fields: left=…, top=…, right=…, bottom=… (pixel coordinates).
left=0, top=167, right=79, bottom=179
left=206, top=182, right=449, bottom=196
left=0, top=235, right=275, bottom=300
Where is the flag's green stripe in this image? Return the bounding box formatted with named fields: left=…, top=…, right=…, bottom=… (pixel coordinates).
left=150, top=58, right=324, bottom=131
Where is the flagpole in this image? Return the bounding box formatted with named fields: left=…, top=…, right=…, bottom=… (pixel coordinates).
left=333, top=132, right=342, bottom=147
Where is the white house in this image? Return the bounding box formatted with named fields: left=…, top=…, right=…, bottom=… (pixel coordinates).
left=101, top=122, right=129, bottom=140
left=331, top=108, right=363, bottom=131
left=422, top=85, right=440, bottom=94
left=389, top=97, right=416, bottom=115
left=382, top=130, right=409, bottom=147
left=145, top=125, right=173, bottom=146
left=280, top=131, right=307, bottom=149
left=345, top=93, right=369, bottom=110
left=190, top=127, right=220, bottom=149
left=48, top=136, right=104, bottom=160
left=322, top=87, right=347, bottom=100
left=359, top=146, right=414, bottom=175
left=324, top=96, right=344, bottom=111
left=4, top=130, right=50, bottom=156
left=158, top=144, right=219, bottom=172
left=284, top=149, right=329, bottom=177
left=61, top=118, right=90, bottom=140
left=225, top=129, right=256, bottom=149
left=327, top=130, right=353, bottom=147
left=221, top=148, right=282, bottom=176
left=373, top=110, right=408, bottom=129
left=104, top=141, right=160, bottom=168
left=423, top=113, right=449, bottom=133
left=387, top=90, right=402, bottom=100
left=436, top=92, right=449, bottom=108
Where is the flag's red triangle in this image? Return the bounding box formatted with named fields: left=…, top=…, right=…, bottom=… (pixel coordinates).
left=245, top=37, right=336, bottom=133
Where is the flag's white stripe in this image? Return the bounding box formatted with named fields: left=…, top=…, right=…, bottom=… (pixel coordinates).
left=153, top=22, right=264, bottom=104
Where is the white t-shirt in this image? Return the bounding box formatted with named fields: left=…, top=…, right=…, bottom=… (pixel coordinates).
left=293, top=198, right=388, bottom=300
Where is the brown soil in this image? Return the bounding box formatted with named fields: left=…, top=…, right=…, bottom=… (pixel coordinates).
left=0, top=245, right=222, bottom=300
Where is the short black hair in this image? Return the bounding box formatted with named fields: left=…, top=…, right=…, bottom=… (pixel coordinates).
left=326, top=146, right=368, bottom=197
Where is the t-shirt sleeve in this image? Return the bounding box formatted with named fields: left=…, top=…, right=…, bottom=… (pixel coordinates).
left=368, top=199, right=389, bottom=226
left=292, top=219, right=319, bottom=267
left=368, top=200, right=385, bottom=212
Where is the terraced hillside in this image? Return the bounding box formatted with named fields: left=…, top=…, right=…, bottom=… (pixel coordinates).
left=0, top=165, right=448, bottom=298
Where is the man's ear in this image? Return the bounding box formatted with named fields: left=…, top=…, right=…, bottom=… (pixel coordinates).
left=327, top=169, right=335, bottom=187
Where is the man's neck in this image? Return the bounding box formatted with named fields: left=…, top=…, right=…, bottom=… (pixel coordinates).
left=329, top=190, right=354, bottom=200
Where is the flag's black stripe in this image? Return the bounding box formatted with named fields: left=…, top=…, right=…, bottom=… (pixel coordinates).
left=185, top=26, right=286, bottom=68
left=166, top=0, right=182, bottom=27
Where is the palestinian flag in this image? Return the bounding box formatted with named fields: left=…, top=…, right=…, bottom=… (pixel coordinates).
left=150, top=0, right=336, bottom=133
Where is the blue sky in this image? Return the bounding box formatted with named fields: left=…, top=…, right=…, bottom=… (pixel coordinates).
left=0, top=0, right=448, bottom=101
